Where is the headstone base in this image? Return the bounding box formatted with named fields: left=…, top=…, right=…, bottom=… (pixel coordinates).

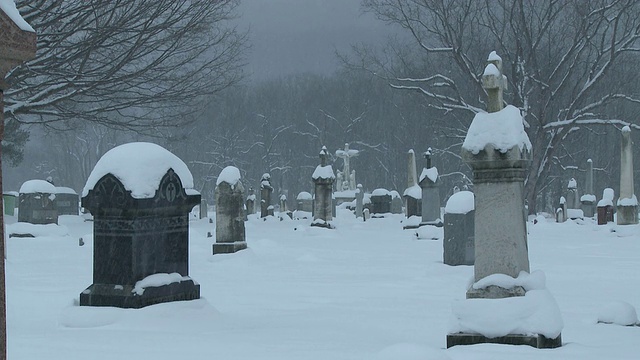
left=419, top=220, right=443, bottom=228
left=466, top=285, right=526, bottom=299
left=446, top=332, right=561, bottom=349
left=616, top=204, right=638, bottom=225
left=212, top=241, right=248, bottom=254
left=79, top=279, right=200, bottom=309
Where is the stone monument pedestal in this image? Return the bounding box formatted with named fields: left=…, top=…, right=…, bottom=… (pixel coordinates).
left=616, top=204, right=637, bottom=225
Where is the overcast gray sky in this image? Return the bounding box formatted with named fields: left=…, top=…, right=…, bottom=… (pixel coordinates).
left=236, top=0, right=396, bottom=81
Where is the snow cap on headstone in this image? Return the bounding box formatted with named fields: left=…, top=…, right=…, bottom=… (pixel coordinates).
left=82, top=142, right=194, bottom=199
left=462, top=105, right=532, bottom=154
left=216, top=166, right=241, bottom=187
left=20, top=179, right=56, bottom=194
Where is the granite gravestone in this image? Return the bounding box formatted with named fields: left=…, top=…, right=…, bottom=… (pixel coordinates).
left=449, top=51, right=561, bottom=349
left=54, top=186, right=79, bottom=216
left=617, top=126, right=637, bottom=225
left=404, top=150, right=422, bottom=218
left=18, top=180, right=58, bottom=224
left=580, top=159, right=596, bottom=217
left=355, top=184, right=364, bottom=218
left=418, top=149, right=442, bottom=227
left=213, top=166, right=247, bottom=255
left=443, top=191, right=475, bottom=266
left=370, top=188, right=392, bottom=216
left=311, top=146, right=335, bottom=228
left=296, top=191, right=313, bottom=212
left=260, top=173, right=274, bottom=218
left=245, top=187, right=256, bottom=216
left=79, top=142, right=201, bottom=308
left=597, top=188, right=615, bottom=225
left=390, top=191, right=403, bottom=214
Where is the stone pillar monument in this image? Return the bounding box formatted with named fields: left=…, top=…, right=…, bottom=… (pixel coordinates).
left=355, top=184, right=364, bottom=218
left=418, top=148, right=442, bottom=227
left=213, top=166, right=247, bottom=255
left=404, top=149, right=422, bottom=218
left=311, top=146, right=335, bottom=228
left=617, top=126, right=637, bottom=225
left=260, top=173, right=273, bottom=218
left=580, top=159, right=596, bottom=217
left=448, top=51, right=561, bottom=349
left=0, top=5, right=37, bottom=359
left=245, top=187, right=256, bottom=215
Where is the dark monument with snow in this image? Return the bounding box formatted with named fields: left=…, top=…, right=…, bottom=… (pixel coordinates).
left=79, top=142, right=201, bottom=308
left=447, top=52, right=562, bottom=349
left=260, top=173, right=274, bottom=218
left=311, top=146, right=335, bottom=228
left=213, top=166, right=247, bottom=255
left=418, top=148, right=442, bottom=227
left=18, top=180, right=58, bottom=224
left=55, top=186, right=79, bottom=216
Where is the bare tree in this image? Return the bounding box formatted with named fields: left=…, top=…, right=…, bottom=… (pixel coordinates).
left=359, top=0, right=640, bottom=212
left=4, top=0, right=247, bottom=158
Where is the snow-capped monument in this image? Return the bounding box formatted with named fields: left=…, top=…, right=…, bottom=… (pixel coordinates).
left=312, top=146, right=335, bottom=228
left=447, top=52, right=562, bottom=348
left=335, top=143, right=358, bottom=192
left=617, top=126, right=637, bottom=225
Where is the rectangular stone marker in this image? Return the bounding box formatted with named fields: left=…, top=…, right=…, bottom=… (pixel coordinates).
left=55, top=186, right=79, bottom=216
left=213, top=166, right=247, bottom=255
left=370, top=188, right=392, bottom=216
left=443, top=191, right=475, bottom=266
left=79, top=143, right=201, bottom=309
left=311, top=146, right=335, bottom=228
left=18, top=180, right=58, bottom=225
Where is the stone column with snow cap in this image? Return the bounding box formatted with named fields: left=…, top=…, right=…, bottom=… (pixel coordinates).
left=448, top=52, right=562, bottom=349
left=311, top=146, right=335, bottom=228
left=355, top=184, right=364, bottom=218
left=79, top=142, right=201, bottom=308
left=213, top=166, right=247, bottom=255
left=246, top=187, right=256, bottom=215
left=581, top=159, right=596, bottom=217
left=418, top=148, right=442, bottom=226
left=617, top=126, right=637, bottom=225
left=404, top=149, right=422, bottom=219
left=260, top=173, right=274, bottom=218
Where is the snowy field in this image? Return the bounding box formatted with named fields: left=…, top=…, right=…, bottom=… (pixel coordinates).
left=4, top=210, right=640, bottom=359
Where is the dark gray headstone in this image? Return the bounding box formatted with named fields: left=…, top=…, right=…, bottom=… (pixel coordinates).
left=213, top=167, right=247, bottom=255
left=55, top=187, right=79, bottom=216
left=260, top=173, right=273, bottom=218
left=18, top=180, right=58, bottom=224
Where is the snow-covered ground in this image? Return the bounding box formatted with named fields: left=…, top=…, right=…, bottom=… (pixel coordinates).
left=5, top=210, right=640, bottom=359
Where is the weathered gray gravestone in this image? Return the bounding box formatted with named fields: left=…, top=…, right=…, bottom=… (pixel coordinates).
left=556, top=196, right=567, bottom=223
left=18, top=180, right=58, bottom=225
left=565, top=178, right=583, bottom=220
left=311, top=146, right=335, bottom=228
left=443, top=191, right=475, bottom=266
left=419, top=148, right=442, bottom=227
left=1, top=4, right=37, bottom=357
left=370, top=188, right=392, bottom=216
left=245, top=187, right=256, bottom=216
left=617, top=126, right=637, bottom=225
left=448, top=52, right=561, bottom=349
left=597, top=188, right=615, bottom=225
left=79, top=142, right=201, bottom=308
left=296, top=191, right=313, bottom=212
left=390, top=190, right=403, bottom=214
left=54, top=186, right=79, bottom=216
left=260, top=173, right=274, bottom=218
left=355, top=184, right=364, bottom=218
left=213, top=166, right=247, bottom=255
left=580, top=159, right=596, bottom=217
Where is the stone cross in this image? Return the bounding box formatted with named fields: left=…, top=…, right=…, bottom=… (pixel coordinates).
left=482, top=51, right=508, bottom=113
left=1, top=5, right=37, bottom=359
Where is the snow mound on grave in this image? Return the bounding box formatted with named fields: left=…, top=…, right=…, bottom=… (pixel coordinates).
left=445, top=191, right=474, bottom=214
left=82, top=142, right=194, bottom=199
left=7, top=222, right=69, bottom=237
left=216, top=166, right=241, bottom=187
left=597, top=301, right=638, bottom=326
left=403, top=184, right=421, bottom=199
left=132, top=272, right=192, bottom=296
left=462, top=105, right=532, bottom=154
left=55, top=186, right=77, bottom=195
left=450, top=271, right=564, bottom=339
left=19, top=179, right=56, bottom=194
